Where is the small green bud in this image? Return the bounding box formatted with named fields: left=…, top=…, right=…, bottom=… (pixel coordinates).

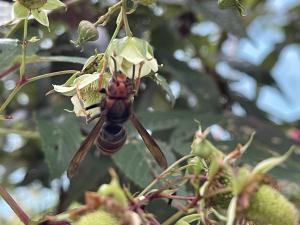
left=192, top=139, right=221, bottom=159
left=18, top=0, right=47, bottom=9
left=75, top=210, right=119, bottom=225
left=245, top=185, right=299, bottom=225
left=186, top=156, right=204, bottom=175
left=73, top=20, right=99, bottom=48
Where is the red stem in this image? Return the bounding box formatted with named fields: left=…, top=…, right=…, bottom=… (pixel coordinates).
left=0, top=64, right=20, bottom=79
left=0, top=185, right=30, bottom=225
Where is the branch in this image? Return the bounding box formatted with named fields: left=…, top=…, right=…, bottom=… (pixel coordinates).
left=0, top=70, right=78, bottom=115
left=0, top=186, right=30, bottom=225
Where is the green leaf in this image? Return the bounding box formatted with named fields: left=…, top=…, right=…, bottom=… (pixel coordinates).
left=0, top=39, right=20, bottom=70
left=32, top=9, right=49, bottom=27
left=66, top=155, right=112, bottom=206
left=0, top=39, right=39, bottom=70
left=42, top=0, right=66, bottom=10
left=251, top=147, right=295, bottom=176
left=151, top=74, right=175, bottom=106
left=112, top=140, right=176, bottom=187
left=13, top=2, right=30, bottom=19
left=36, top=114, right=82, bottom=178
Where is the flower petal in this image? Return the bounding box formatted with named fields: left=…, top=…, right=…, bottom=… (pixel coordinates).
left=32, top=9, right=49, bottom=27
left=146, top=58, right=158, bottom=72
left=53, top=85, right=76, bottom=96
left=77, top=73, right=99, bottom=90
left=41, top=0, right=66, bottom=10
left=71, top=95, right=86, bottom=117
left=13, top=2, right=30, bottom=19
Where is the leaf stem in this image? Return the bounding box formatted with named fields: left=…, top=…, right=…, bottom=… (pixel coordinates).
left=104, top=10, right=123, bottom=59
left=0, top=70, right=78, bottom=115
left=138, top=154, right=194, bottom=197
left=20, top=18, right=28, bottom=80
left=94, top=1, right=122, bottom=26
left=122, top=0, right=133, bottom=36
left=0, top=185, right=30, bottom=225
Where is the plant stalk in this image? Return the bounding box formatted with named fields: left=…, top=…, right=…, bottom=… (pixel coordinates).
left=0, top=186, right=30, bottom=225
left=138, top=154, right=194, bottom=197
left=20, top=18, right=28, bottom=80
left=122, top=0, right=133, bottom=36
left=0, top=70, right=78, bottom=114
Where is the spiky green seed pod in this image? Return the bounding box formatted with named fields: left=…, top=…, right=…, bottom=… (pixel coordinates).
left=208, top=171, right=233, bottom=209
left=18, top=0, right=47, bottom=9
left=245, top=185, right=299, bottom=225
left=75, top=210, right=120, bottom=225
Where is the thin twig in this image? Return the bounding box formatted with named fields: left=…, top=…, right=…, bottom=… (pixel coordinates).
left=0, top=64, right=20, bottom=79
left=0, top=185, right=30, bottom=225
left=0, top=70, right=78, bottom=114
left=138, top=154, right=194, bottom=197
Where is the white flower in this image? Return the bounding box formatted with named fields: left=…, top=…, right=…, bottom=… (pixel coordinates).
left=107, top=37, right=159, bottom=78
left=53, top=72, right=110, bottom=118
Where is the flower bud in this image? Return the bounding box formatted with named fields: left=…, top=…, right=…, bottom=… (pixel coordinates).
left=18, top=0, right=47, bottom=9
left=73, top=20, right=99, bottom=47
left=191, top=139, right=221, bottom=159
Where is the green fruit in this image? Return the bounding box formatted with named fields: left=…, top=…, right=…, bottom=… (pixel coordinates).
left=246, top=185, right=299, bottom=225
left=73, top=20, right=99, bottom=47
left=75, top=210, right=120, bottom=225
left=209, top=171, right=233, bottom=209
left=18, top=0, right=47, bottom=9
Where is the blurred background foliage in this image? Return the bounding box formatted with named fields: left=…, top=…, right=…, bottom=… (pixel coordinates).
left=0, top=0, right=300, bottom=224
